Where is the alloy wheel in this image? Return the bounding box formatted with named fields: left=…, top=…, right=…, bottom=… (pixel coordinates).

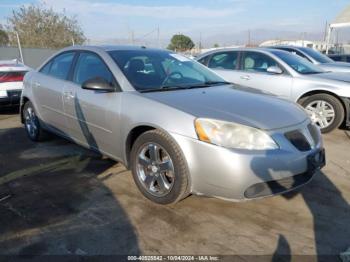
left=305, top=100, right=335, bottom=129
left=136, top=143, right=175, bottom=197
left=24, top=106, right=38, bottom=138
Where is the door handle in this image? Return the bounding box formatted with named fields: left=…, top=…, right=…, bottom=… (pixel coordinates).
left=33, top=82, right=41, bottom=88
left=64, top=91, right=75, bottom=99
left=240, top=75, right=251, bottom=80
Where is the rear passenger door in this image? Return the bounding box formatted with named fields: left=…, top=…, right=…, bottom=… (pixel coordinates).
left=63, top=51, right=121, bottom=155
left=206, top=51, right=241, bottom=84
left=34, top=52, right=76, bottom=133
left=238, top=51, right=293, bottom=98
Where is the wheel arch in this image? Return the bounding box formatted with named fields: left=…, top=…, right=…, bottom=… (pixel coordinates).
left=297, top=89, right=347, bottom=125
left=20, top=96, right=30, bottom=124
left=125, top=125, right=156, bottom=168
left=298, top=90, right=346, bottom=110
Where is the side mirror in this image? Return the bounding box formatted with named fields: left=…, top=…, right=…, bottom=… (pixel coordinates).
left=267, top=66, right=283, bottom=74
left=82, top=77, right=115, bottom=92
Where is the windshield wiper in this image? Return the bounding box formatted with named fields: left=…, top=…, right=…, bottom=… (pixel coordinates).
left=185, top=81, right=231, bottom=89
left=140, top=86, right=187, bottom=93
left=140, top=81, right=231, bottom=93
left=302, top=71, right=324, bottom=75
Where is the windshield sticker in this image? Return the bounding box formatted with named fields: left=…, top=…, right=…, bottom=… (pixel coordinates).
left=170, top=54, right=191, bottom=62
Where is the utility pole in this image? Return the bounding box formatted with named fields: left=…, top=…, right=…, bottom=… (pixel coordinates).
left=199, top=32, right=202, bottom=52
left=15, top=31, right=24, bottom=64
left=157, top=25, right=160, bottom=48
left=247, top=30, right=251, bottom=47
left=324, top=21, right=328, bottom=41
left=131, top=30, right=135, bottom=45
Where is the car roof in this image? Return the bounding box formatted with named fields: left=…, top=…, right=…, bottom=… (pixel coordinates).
left=196, top=47, right=288, bottom=59
left=270, top=45, right=311, bottom=52
left=61, top=45, right=170, bottom=53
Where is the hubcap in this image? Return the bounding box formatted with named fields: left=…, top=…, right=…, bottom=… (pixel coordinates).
left=305, top=100, right=335, bottom=129
left=24, top=107, right=38, bottom=138
left=136, top=143, right=175, bottom=197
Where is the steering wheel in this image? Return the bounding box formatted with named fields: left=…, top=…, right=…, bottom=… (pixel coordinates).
left=161, top=71, right=184, bottom=87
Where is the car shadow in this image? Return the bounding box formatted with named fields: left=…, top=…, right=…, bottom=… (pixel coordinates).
left=0, top=126, right=140, bottom=255
left=250, top=155, right=350, bottom=261
left=0, top=106, right=19, bottom=115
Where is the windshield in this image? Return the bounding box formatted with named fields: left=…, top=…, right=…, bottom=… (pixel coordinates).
left=271, top=50, right=325, bottom=75
left=300, top=47, right=334, bottom=64
left=108, top=50, right=226, bottom=92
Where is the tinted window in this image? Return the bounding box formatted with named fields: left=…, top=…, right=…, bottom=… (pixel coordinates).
left=49, top=52, right=75, bottom=80
left=109, top=50, right=224, bottom=91
left=330, top=55, right=342, bottom=62
left=242, top=52, right=279, bottom=73
left=40, top=61, right=52, bottom=75
left=271, top=50, right=324, bottom=75
left=347, top=56, right=350, bottom=63
left=197, top=56, right=209, bottom=66
left=299, top=47, right=333, bottom=63
left=208, top=52, right=238, bottom=69
left=286, top=49, right=310, bottom=61
left=73, top=52, right=115, bottom=85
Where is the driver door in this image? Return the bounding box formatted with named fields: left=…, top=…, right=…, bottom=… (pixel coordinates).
left=63, top=51, right=121, bottom=155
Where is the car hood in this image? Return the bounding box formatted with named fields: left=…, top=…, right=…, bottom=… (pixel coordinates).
left=319, top=62, right=350, bottom=72
left=312, top=72, right=350, bottom=83
left=142, top=85, right=308, bottom=130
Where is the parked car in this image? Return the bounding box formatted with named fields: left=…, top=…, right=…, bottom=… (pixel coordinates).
left=21, top=46, right=324, bottom=204
left=0, top=59, right=29, bottom=107
left=328, top=54, right=350, bottom=63
left=269, top=46, right=350, bottom=73
left=197, top=48, right=350, bottom=133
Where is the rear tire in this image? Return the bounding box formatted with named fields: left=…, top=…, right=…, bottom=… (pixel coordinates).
left=130, top=129, right=190, bottom=205
left=23, top=101, right=49, bottom=141
left=299, top=94, right=344, bottom=133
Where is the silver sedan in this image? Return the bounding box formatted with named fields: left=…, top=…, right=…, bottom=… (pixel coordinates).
left=197, top=48, right=350, bottom=133
left=270, top=46, right=350, bottom=73
left=21, top=46, right=325, bottom=204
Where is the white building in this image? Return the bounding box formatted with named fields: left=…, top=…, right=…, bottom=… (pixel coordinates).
left=259, top=39, right=328, bottom=52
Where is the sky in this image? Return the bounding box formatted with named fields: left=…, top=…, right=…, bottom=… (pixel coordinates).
left=0, top=0, right=349, bottom=47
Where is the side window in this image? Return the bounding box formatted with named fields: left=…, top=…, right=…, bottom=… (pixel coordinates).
left=346, top=56, right=350, bottom=63
left=285, top=49, right=311, bottom=62
left=40, top=61, right=52, bottom=75
left=73, top=52, right=115, bottom=86
left=208, top=52, right=238, bottom=70
left=49, top=52, right=75, bottom=80
left=197, top=56, right=209, bottom=66
left=242, top=52, right=279, bottom=73
left=330, top=56, right=341, bottom=62
left=294, top=50, right=311, bottom=61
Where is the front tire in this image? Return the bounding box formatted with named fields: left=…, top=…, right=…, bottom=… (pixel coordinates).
left=130, top=129, right=190, bottom=205
left=23, top=101, right=48, bottom=141
left=299, top=94, right=344, bottom=133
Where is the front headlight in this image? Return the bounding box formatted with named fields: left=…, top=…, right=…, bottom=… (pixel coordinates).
left=194, top=118, right=279, bottom=150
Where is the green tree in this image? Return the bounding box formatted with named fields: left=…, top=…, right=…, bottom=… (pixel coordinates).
left=167, top=34, right=195, bottom=51
left=0, top=25, right=9, bottom=46
left=213, top=43, right=219, bottom=48
left=6, top=3, right=86, bottom=49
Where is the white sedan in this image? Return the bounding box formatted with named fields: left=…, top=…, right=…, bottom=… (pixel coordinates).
left=0, top=59, right=29, bottom=107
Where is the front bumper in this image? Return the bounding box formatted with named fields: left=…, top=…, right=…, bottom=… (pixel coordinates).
left=170, top=121, right=324, bottom=201
left=0, top=90, right=22, bottom=107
